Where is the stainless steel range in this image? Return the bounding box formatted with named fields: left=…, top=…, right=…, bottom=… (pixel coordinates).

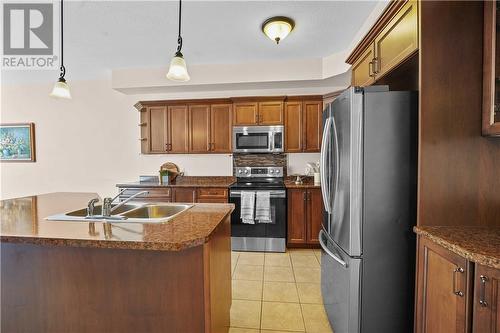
left=229, top=166, right=286, bottom=252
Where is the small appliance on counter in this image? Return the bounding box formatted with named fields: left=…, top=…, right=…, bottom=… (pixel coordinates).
left=158, top=162, right=181, bottom=185
left=229, top=166, right=286, bottom=252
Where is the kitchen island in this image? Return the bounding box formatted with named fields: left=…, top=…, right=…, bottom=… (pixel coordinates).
left=0, top=192, right=234, bottom=333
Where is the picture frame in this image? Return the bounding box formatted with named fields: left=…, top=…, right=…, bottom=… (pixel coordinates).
left=0, top=123, right=36, bottom=162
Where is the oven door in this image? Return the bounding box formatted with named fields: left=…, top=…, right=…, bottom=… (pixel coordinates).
left=233, top=127, right=272, bottom=153
left=229, top=190, right=286, bottom=252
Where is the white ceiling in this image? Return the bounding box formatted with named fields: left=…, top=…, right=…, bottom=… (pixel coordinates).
left=2, top=0, right=382, bottom=83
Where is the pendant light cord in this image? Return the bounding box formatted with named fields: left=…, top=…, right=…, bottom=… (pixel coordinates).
left=59, top=0, right=66, bottom=79
left=176, top=0, right=183, bottom=54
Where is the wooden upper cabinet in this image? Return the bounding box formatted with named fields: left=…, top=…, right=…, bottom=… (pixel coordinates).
left=374, top=0, right=418, bottom=78
left=168, top=105, right=189, bottom=153
left=352, top=44, right=376, bottom=87
left=259, top=101, right=283, bottom=125
left=148, top=106, right=168, bottom=153
left=284, top=102, right=303, bottom=152
left=189, top=105, right=211, bottom=153
left=210, top=104, right=232, bottom=153
left=482, top=0, right=500, bottom=136
left=233, top=102, right=258, bottom=125
left=415, top=237, right=471, bottom=333
left=303, top=101, right=322, bottom=152
left=473, top=264, right=500, bottom=333
left=347, top=0, right=419, bottom=86
left=285, top=99, right=322, bottom=152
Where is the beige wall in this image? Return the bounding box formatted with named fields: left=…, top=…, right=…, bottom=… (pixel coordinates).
left=0, top=79, right=320, bottom=200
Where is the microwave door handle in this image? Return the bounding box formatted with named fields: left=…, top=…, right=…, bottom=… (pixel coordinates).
left=270, top=132, right=274, bottom=152
left=320, top=117, right=332, bottom=213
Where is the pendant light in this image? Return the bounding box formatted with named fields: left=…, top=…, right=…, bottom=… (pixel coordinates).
left=166, top=0, right=190, bottom=82
left=50, top=0, right=71, bottom=99
left=262, top=16, right=295, bottom=44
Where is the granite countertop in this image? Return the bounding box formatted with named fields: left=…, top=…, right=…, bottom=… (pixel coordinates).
left=414, top=226, right=500, bottom=269
left=284, top=176, right=320, bottom=189
left=116, top=176, right=236, bottom=188
left=0, top=192, right=234, bottom=252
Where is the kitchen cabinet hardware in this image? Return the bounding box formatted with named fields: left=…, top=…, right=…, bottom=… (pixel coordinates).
left=479, top=275, right=488, bottom=307
left=368, top=60, right=375, bottom=77
left=138, top=122, right=147, bottom=127
left=453, top=266, right=464, bottom=297
left=139, top=138, right=147, bottom=141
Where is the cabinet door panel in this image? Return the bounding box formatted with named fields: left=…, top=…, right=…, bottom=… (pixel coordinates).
left=415, top=237, right=471, bottom=333
left=173, top=188, right=197, bottom=203
left=473, top=264, right=500, bottom=333
left=211, top=104, right=232, bottom=152
left=233, top=102, right=258, bottom=125
left=285, top=102, right=302, bottom=152
left=303, top=101, right=323, bottom=152
left=287, top=189, right=307, bottom=245
left=168, top=105, right=189, bottom=153
left=189, top=105, right=211, bottom=153
left=375, top=0, right=418, bottom=78
left=259, top=101, right=284, bottom=125
left=352, top=43, right=376, bottom=86
left=148, top=106, right=168, bottom=153
left=306, top=189, right=323, bottom=244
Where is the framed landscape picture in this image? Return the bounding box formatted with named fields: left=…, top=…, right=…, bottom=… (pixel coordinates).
left=0, top=123, right=36, bottom=162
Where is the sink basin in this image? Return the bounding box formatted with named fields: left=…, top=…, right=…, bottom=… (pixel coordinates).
left=45, top=203, right=192, bottom=223
left=122, top=204, right=191, bottom=219
left=66, top=204, right=139, bottom=217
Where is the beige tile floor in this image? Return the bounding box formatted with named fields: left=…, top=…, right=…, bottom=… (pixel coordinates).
left=230, top=249, right=333, bottom=333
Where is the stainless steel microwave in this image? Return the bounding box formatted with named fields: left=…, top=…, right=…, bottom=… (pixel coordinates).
left=232, top=125, right=284, bottom=153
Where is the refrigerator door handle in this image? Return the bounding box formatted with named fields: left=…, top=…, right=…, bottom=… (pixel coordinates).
left=320, top=117, right=332, bottom=213
left=331, top=116, right=340, bottom=213
left=319, top=230, right=347, bottom=268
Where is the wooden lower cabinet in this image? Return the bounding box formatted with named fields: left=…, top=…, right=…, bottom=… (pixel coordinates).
left=173, top=187, right=198, bottom=203
left=415, top=236, right=476, bottom=333
left=473, top=264, right=500, bottom=333
left=287, top=188, right=323, bottom=247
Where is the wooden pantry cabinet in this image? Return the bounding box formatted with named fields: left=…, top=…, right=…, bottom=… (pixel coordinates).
left=287, top=188, right=323, bottom=247
left=232, top=97, right=285, bottom=126
left=284, top=98, right=323, bottom=152
left=347, top=0, right=418, bottom=86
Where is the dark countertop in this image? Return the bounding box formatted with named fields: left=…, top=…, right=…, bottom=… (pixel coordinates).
left=414, top=225, right=500, bottom=269
left=0, top=192, right=234, bottom=252
left=284, top=176, right=320, bottom=189
left=116, top=176, right=235, bottom=188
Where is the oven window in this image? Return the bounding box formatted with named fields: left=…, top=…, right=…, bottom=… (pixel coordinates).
left=236, top=133, right=269, bottom=149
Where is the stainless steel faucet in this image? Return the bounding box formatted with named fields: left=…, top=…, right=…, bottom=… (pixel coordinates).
left=101, top=190, right=149, bottom=217
left=86, top=198, right=100, bottom=217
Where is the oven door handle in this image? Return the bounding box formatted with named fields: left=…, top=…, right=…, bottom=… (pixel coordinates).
left=230, top=190, right=286, bottom=198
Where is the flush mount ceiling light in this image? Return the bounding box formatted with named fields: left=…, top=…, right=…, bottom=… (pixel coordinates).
left=166, top=0, right=190, bottom=82
left=50, top=0, right=71, bottom=99
left=262, top=16, right=295, bottom=44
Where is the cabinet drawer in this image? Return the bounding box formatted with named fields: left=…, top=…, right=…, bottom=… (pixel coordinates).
left=197, top=198, right=228, bottom=204
left=119, top=187, right=172, bottom=198
left=198, top=188, right=228, bottom=199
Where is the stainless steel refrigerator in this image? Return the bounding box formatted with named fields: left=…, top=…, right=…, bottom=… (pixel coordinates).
left=319, top=86, right=417, bottom=333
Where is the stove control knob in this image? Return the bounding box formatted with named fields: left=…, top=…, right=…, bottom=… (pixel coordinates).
left=238, top=169, right=242, bottom=174
left=244, top=169, right=249, bottom=174
left=275, top=169, right=280, bottom=174
left=269, top=169, right=274, bottom=174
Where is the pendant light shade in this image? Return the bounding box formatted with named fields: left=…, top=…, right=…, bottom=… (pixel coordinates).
left=50, top=0, right=71, bottom=99
left=50, top=78, right=71, bottom=99
left=167, top=0, right=190, bottom=82
left=262, top=16, right=295, bottom=44
left=167, top=52, right=190, bottom=81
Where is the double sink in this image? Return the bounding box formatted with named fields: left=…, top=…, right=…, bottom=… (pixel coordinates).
left=46, top=202, right=192, bottom=224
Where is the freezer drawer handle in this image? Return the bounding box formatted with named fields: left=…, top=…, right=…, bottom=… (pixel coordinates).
left=319, top=230, right=347, bottom=268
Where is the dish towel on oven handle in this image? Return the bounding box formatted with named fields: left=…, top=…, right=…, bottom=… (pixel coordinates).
left=240, top=191, right=255, bottom=224
left=256, top=191, right=272, bottom=223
